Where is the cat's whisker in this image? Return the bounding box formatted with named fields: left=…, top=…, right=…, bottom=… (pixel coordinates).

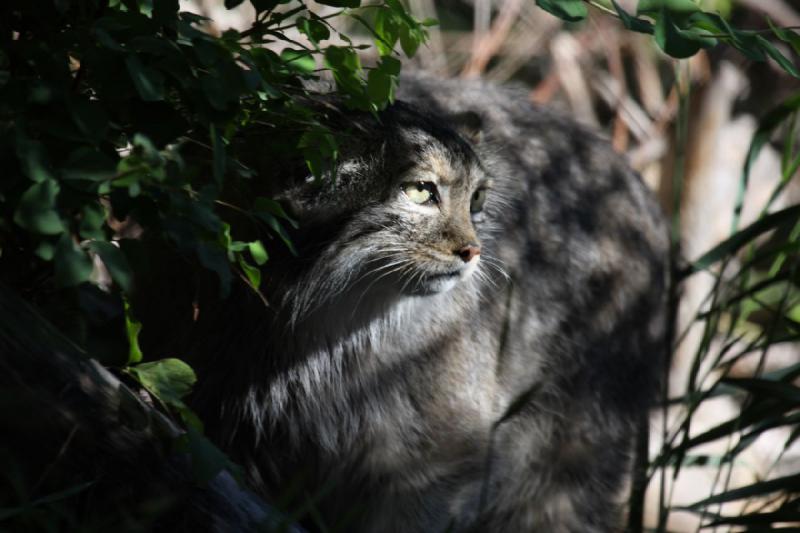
left=352, top=256, right=407, bottom=285
left=474, top=266, right=499, bottom=289
left=480, top=255, right=510, bottom=280
left=350, top=261, right=411, bottom=317
left=397, top=266, right=421, bottom=295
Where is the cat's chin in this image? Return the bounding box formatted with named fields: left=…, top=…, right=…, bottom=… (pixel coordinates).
left=403, top=262, right=478, bottom=296
left=409, top=274, right=460, bottom=295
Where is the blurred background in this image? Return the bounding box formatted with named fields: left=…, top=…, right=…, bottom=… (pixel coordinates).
left=184, top=0, right=800, bottom=529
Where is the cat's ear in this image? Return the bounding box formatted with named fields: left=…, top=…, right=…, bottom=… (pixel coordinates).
left=448, top=111, right=484, bottom=145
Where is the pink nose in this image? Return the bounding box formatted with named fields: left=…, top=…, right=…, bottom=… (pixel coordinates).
left=456, top=244, right=481, bottom=263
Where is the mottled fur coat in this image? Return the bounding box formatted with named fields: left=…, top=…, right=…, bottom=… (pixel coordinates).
left=142, top=76, right=669, bottom=532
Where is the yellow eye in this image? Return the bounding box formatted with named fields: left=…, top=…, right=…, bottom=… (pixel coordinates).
left=402, top=182, right=437, bottom=205
left=471, top=188, right=487, bottom=213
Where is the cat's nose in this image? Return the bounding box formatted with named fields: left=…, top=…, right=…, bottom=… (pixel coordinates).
left=456, top=244, right=481, bottom=263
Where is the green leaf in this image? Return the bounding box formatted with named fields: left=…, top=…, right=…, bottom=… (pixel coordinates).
left=15, top=136, right=52, bottom=183
left=34, top=240, right=56, bottom=261
left=367, top=68, right=394, bottom=106
left=79, top=203, right=107, bottom=241
left=62, top=147, right=118, bottom=181
left=715, top=14, right=765, bottom=62
left=124, top=299, right=143, bottom=365
left=249, top=0, right=283, bottom=13
left=225, top=0, right=245, bottom=8
left=280, top=49, right=316, bottom=74
left=733, top=93, right=800, bottom=231
left=325, top=46, right=367, bottom=107
left=756, top=34, right=800, bottom=79
left=125, top=54, right=165, bottom=101
left=316, top=0, right=359, bottom=7
left=176, top=426, right=232, bottom=485
left=687, top=204, right=800, bottom=273
left=248, top=240, right=268, bottom=265
left=54, top=234, right=93, bottom=287
left=297, top=17, right=330, bottom=45
left=196, top=242, right=233, bottom=297
left=153, top=0, right=179, bottom=25
left=654, top=9, right=714, bottom=59
left=704, top=508, right=800, bottom=528
left=0, top=481, right=95, bottom=521
left=254, top=211, right=297, bottom=256
left=253, top=197, right=298, bottom=228
left=611, top=0, right=654, bottom=34
left=87, top=240, right=133, bottom=292
left=132, top=133, right=164, bottom=168
left=373, top=9, right=400, bottom=56
left=211, top=124, right=226, bottom=187
left=324, top=45, right=361, bottom=72
left=688, top=472, right=800, bottom=508
left=129, top=358, right=197, bottom=406
left=238, top=255, right=261, bottom=288
left=637, top=0, right=701, bottom=16
left=70, top=100, right=109, bottom=144
left=770, top=20, right=800, bottom=56
left=398, top=23, right=423, bottom=58
left=535, top=0, right=587, bottom=22
left=366, top=55, right=402, bottom=105
left=193, top=38, right=229, bottom=68
left=722, top=376, right=800, bottom=406
left=93, top=27, right=126, bottom=51
left=13, top=179, right=64, bottom=235
left=299, top=128, right=338, bottom=180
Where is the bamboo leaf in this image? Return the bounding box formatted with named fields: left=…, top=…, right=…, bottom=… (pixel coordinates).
left=688, top=472, right=800, bottom=508
left=535, top=0, right=587, bottom=22
left=687, top=204, right=800, bottom=273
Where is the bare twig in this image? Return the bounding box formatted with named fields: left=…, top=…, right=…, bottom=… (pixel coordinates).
left=462, top=0, right=526, bottom=78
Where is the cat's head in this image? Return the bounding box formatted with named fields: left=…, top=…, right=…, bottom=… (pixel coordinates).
left=278, top=102, right=498, bottom=320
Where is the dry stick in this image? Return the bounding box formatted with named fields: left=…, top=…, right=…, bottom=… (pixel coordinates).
left=658, top=59, right=692, bottom=533
left=461, top=0, right=524, bottom=79
left=598, top=19, right=630, bottom=152
left=632, top=34, right=666, bottom=117
left=529, top=28, right=602, bottom=108
left=408, top=0, right=448, bottom=74
left=487, top=7, right=560, bottom=82
left=551, top=31, right=600, bottom=126
left=466, top=0, right=492, bottom=76
left=737, top=0, right=800, bottom=27
left=530, top=71, right=561, bottom=104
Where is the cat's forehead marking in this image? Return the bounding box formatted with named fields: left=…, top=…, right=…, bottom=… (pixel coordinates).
left=424, top=148, right=457, bottom=184
left=396, top=123, right=482, bottom=187
left=414, top=139, right=476, bottom=187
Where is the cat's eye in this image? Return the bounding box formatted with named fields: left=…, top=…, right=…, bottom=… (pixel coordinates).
left=402, top=181, right=438, bottom=205
left=471, top=188, right=487, bottom=213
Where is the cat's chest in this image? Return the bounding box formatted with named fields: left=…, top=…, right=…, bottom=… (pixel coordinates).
left=275, top=288, right=506, bottom=477
left=346, top=320, right=502, bottom=478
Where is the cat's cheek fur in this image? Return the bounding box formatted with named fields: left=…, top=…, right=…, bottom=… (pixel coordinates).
left=460, top=257, right=479, bottom=280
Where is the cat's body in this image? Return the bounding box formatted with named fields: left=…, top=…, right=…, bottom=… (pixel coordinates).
left=145, top=77, right=669, bottom=532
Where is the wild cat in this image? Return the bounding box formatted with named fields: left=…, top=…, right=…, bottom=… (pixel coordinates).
left=143, top=76, right=670, bottom=532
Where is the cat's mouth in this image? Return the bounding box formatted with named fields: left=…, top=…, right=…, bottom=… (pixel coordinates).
left=405, top=260, right=479, bottom=295
left=426, top=270, right=461, bottom=280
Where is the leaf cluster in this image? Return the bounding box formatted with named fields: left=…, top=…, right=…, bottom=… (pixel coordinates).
left=647, top=81, right=800, bottom=533
left=537, top=0, right=800, bottom=70
left=0, top=0, right=428, bottom=527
